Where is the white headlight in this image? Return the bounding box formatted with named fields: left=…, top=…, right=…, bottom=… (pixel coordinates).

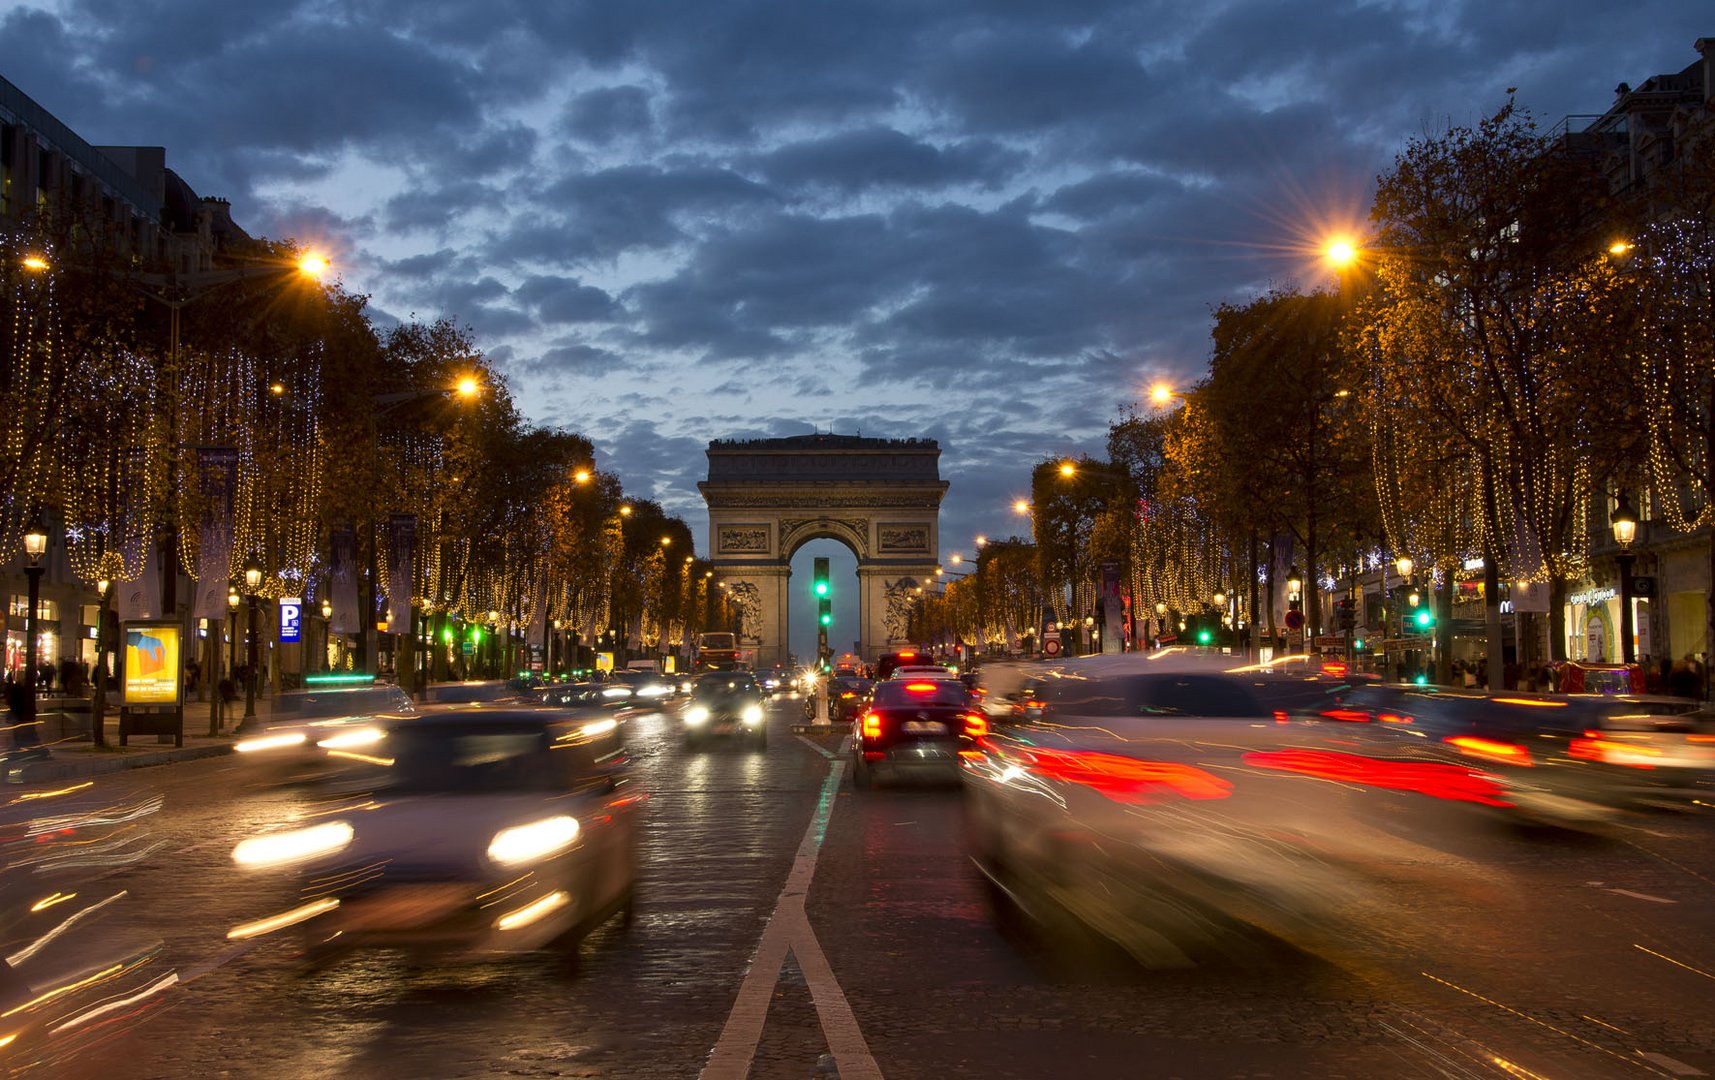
left=742, top=704, right=764, bottom=725
left=235, top=731, right=308, bottom=754
left=684, top=706, right=710, bottom=726
left=602, top=687, right=633, bottom=699
left=640, top=684, right=671, bottom=698
left=232, top=821, right=354, bottom=868
left=487, top=815, right=581, bottom=867
left=316, top=726, right=385, bottom=750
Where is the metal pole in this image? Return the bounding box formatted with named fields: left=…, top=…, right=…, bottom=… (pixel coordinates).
left=242, top=594, right=259, bottom=725
left=1618, top=551, right=1636, bottom=666
left=20, top=564, right=43, bottom=747
left=208, top=617, right=222, bottom=736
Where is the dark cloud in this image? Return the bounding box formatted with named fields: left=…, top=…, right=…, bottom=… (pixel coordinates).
left=754, top=128, right=1023, bottom=194
left=560, top=86, right=655, bottom=144
left=513, top=275, right=621, bottom=324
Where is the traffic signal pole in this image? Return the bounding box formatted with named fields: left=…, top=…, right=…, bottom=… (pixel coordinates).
left=811, top=557, right=831, bottom=725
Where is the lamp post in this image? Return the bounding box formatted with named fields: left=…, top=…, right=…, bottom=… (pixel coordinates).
left=18, top=513, right=48, bottom=749
left=227, top=585, right=240, bottom=713
left=237, top=555, right=264, bottom=732
left=319, top=597, right=333, bottom=673
left=1393, top=555, right=1414, bottom=681
left=1287, top=565, right=1304, bottom=654
left=1611, top=491, right=1639, bottom=666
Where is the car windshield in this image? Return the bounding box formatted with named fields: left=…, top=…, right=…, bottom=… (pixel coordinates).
left=695, top=674, right=758, bottom=696
left=368, top=724, right=572, bottom=793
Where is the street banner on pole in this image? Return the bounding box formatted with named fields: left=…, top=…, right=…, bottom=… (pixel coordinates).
left=191, top=447, right=238, bottom=621
left=117, top=445, right=160, bottom=621
left=387, top=514, right=416, bottom=634
left=1100, top=560, right=1123, bottom=655
left=526, top=576, right=547, bottom=644
left=329, top=525, right=359, bottom=634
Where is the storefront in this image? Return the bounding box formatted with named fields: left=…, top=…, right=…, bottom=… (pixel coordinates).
left=1563, top=585, right=1650, bottom=663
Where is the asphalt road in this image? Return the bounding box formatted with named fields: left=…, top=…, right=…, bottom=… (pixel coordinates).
left=37, top=695, right=1715, bottom=1079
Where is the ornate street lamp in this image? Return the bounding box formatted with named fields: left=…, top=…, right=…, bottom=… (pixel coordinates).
left=18, top=512, right=48, bottom=749
left=237, top=555, right=264, bottom=732
left=1611, top=490, right=1639, bottom=665
left=1286, top=566, right=1303, bottom=602
left=320, top=597, right=333, bottom=674
left=1394, top=555, right=1414, bottom=580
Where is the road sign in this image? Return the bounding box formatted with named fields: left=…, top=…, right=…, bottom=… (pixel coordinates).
left=279, top=597, right=302, bottom=643
left=1284, top=609, right=1305, bottom=631
left=1043, top=630, right=1062, bottom=656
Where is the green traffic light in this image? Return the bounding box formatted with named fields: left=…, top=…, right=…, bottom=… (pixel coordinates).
left=820, top=613, right=832, bottom=626
left=814, top=581, right=828, bottom=597
left=1413, top=673, right=1429, bottom=685
left=1414, top=609, right=1433, bottom=628
left=1354, top=638, right=1365, bottom=651
left=472, top=627, right=483, bottom=644
left=1197, top=629, right=1212, bottom=644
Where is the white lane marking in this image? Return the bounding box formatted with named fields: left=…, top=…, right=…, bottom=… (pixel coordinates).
left=796, top=734, right=838, bottom=760
left=1606, top=888, right=1677, bottom=904
left=1637, top=1051, right=1707, bottom=1076
left=702, top=737, right=882, bottom=1080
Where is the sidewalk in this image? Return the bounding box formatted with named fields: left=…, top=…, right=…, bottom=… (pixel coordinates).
left=7, top=696, right=277, bottom=784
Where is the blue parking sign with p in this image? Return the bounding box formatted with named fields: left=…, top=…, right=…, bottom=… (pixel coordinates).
left=280, top=598, right=302, bottom=643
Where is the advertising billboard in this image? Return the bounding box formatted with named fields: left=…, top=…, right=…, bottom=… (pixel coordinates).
left=123, top=622, right=183, bottom=706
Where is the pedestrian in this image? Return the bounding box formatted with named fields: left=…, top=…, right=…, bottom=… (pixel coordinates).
left=1668, top=658, right=1700, bottom=699
left=6, top=680, right=39, bottom=749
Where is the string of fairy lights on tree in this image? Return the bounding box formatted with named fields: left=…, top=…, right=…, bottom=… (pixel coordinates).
left=1637, top=217, right=1715, bottom=532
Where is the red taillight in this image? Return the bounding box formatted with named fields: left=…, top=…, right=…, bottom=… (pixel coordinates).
left=898, top=651, right=917, bottom=659
left=861, top=712, right=882, bottom=739
left=963, top=713, right=988, bottom=738
left=1273, top=710, right=1289, bottom=724
left=904, top=682, right=938, bottom=693
left=1320, top=662, right=1348, bottom=677
left=1320, top=708, right=1371, bottom=723
left=1377, top=712, right=1412, bottom=724
left=1569, top=735, right=1660, bottom=768
left=1444, top=735, right=1532, bottom=767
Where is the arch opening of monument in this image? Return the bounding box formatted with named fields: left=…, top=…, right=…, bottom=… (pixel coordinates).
left=699, top=435, right=947, bottom=670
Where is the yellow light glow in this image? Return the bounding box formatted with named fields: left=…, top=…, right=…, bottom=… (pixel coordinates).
left=950, top=554, right=962, bottom=564
left=456, top=377, right=480, bottom=397
left=269, top=382, right=286, bottom=395
left=316, top=726, right=385, bottom=750
left=975, top=535, right=987, bottom=547
left=20, top=255, right=49, bottom=273
left=1608, top=240, right=1631, bottom=256
left=487, top=815, right=581, bottom=867
left=29, top=892, right=75, bottom=914
left=1059, top=462, right=1076, bottom=477
left=1013, top=499, right=1029, bottom=515
left=232, top=821, right=354, bottom=868
left=1325, top=239, right=1357, bottom=267
left=226, top=898, right=340, bottom=940
left=619, top=505, right=632, bottom=516
left=573, top=469, right=591, bottom=484
left=297, top=253, right=329, bottom=278
left=8, top=781, right=93, bottom=804
left=2, top=963, right=124, bottom=1019
left=235, top=732, right=308, bottom=753
left=660, top=536, right=672, bottom=546
left=495, top=890, right=571, bottom=931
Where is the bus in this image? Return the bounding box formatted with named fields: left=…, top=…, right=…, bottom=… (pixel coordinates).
left=695, top=632, right=741, bottom=671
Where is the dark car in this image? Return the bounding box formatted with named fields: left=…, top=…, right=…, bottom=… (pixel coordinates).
left=851, top=677, right=981, bottom=789
left=829, top=676, right=874, bottom=723
left=228, top=708, right=638, bottom=962
left=682, top=671, right=768, bottom=748
left=1325, top=683, right=1713, bottom=821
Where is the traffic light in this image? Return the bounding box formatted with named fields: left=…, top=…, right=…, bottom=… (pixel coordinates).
left=818, top=599, right=832, bottom=627
left=1337, top=597, right=1356, bottom=631
left=812, top=557, right=830, bottom=598
left=1413, top=608, right=1435, bottom=631
left=1196, top=627, right=1213, bottom=645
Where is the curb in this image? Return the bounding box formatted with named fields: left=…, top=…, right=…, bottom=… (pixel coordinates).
left=12, top=742, right=235, bottom=784
left=791, top=724, right=843, bottom=735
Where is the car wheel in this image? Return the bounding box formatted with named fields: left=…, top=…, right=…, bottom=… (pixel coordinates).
left=852, top=757, right=872, bottom=789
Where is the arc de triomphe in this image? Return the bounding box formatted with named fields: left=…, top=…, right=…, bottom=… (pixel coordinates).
left=699, top=435, right=947, bottom=668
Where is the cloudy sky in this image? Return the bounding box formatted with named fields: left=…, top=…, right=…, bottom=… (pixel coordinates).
left=2, top=1, right=1705, bottom=574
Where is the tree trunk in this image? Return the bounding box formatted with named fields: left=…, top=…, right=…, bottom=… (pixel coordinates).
left=1436, top=570, right=1454, bottom=686
left=1484, top=555, right=1505, bottom=690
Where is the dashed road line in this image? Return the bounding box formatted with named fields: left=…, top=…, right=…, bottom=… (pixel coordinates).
left=1606, top=888, right=1676, bottom=904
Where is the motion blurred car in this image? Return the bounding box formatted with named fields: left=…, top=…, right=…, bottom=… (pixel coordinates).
left=829, top=675, right=874, bottom=723
left=682, top=671, right=768, bottom=749
left=539, top=681, right=637, bottom=709
left=757, top=667, right=789, bottom=695
left=232, top=682, right=417, bottom=778
left=851, top=677, right=983, bottom=789
left=962, top=653, right=1501, bottom=967
left=228, top=708, right=638, bottom=962
left=611, top=669, right=676, bottom=704
left=1323, top=683, right=1713, bottom=821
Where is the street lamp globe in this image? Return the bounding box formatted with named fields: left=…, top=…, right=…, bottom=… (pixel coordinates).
left=22, top=513, right=47, bottom=562
left=1611, top=490, right=1639, bottom=550
left=1286, top=566, right=1303, bottom=600
left=1212, top=591, right=1226, bottom=608
left=227, top=587, right=240, bottom=611
left=320, top=598, right=332, bottom=619
left=1155, top=601, right=1167, bottom=616
left=1395, top=555, right=1414, bottom=579
left=1012, top=499, right=1029, bottom=516
left=243, top=555, right=263, bottom=592
left=1059, top=462, right=1076, bottom=478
